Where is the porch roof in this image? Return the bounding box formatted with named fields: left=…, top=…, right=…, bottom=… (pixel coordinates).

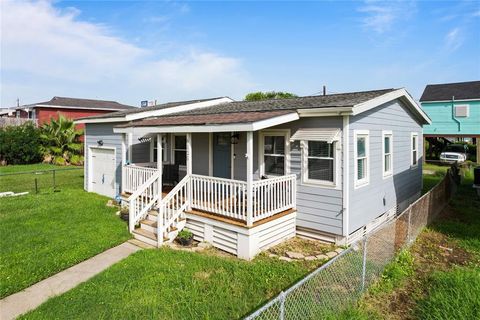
left=113, top=110, right=299, bottom=133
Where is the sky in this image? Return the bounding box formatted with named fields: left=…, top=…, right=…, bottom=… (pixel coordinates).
left=1, top=0, right=479, bottom=108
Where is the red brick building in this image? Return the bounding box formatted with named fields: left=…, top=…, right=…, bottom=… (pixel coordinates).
left=9, top=96, right=136, bottom=131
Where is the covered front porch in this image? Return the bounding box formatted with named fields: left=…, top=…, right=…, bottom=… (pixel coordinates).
left=115, top=111, right=300, bottom=259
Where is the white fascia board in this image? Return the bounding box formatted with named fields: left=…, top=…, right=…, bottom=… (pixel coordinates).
left=75, top=97, right=234, bottom=124
left=352, top=88, right=432, bottom=124
left=297, top=107, right=352, bottom=117
left=125, top=97, right=234, bottom=121
left=113, top=112, right=299, bottom=135
left=35, top=104, right=131, bottom=111
left=420, top=98, right=480, bottom=103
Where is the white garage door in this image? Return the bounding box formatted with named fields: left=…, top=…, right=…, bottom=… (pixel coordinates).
left=90, top=147, right=116, bottom=198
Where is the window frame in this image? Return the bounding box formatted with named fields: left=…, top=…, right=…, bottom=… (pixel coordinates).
left=171, top=134, right=187, bottom=167
left=301, top=140, right=339, bottom=188
left=149, top=134, right=168, bottom=164
left=258, top=129, right=290, bottom=177
left=354, top=130, right=370, bottom=188
left=382, top=130, right=393, bottom=179
left=411, top=132, right=419, bottom=168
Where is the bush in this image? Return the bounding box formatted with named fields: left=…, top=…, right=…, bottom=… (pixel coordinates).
left=69, top=155, right=84, bottom=166
left=53, top=156, right=66, bottom=166
left=0, top=123, right=43, bottom=165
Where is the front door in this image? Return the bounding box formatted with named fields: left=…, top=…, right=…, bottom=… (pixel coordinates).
left=213, top=133, right=231, bottom=179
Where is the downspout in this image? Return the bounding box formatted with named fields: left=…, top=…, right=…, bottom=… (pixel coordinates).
left=451, top=96, right=461, bottom=132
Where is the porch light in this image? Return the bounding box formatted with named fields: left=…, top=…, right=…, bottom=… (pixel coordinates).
left=97, top=140, right=103, bottom=146
left=230, top=133, right=240, bottom=145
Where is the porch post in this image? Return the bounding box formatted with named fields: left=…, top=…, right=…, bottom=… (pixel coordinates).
left=121, top=133, right=127, bottom=194
left=246, top=131, right=253, bottom=226
left=186, top=133, right=192, bottom=210
left=127, top=132, right=133, bottom=163
left=157, top=133, right=163, bottom=200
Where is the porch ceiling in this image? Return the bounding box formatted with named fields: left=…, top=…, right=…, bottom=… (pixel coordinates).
left=113, top=110, right=299, bottom=133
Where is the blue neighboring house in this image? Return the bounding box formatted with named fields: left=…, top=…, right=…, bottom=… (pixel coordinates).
left=420, top=81, right=480, bottom=162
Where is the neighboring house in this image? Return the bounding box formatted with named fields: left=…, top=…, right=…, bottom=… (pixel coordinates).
left=76, top=89, right=430, bottom=259
left=5, top=96, right=135, bottom=129
left=420, top=81, right=480, bottom=162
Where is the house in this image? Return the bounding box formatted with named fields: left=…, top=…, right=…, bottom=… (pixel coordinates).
left=420, top=81, right=480, bottom=162
left=4, top=96, right=135, bottom=130
left=76, top=89, right=430, bottom=259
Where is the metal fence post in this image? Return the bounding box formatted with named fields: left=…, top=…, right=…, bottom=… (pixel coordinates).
left=279, top=291, right=286, bottom=320
left=361, top=237, right=368, bottom=291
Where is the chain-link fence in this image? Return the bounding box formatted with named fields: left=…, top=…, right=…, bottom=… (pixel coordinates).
left=0, top=167, right=84, bottom=195
left=245, top=166, right=459, bottom=320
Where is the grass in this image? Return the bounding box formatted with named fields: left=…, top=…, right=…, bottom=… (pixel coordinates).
left=339, top=163, right=480, bottom=319
left=0, top=164, right=130, bottom=298
left=20, top=249, right=320, bottom=320
left=421, top=162, right=449, bottom=194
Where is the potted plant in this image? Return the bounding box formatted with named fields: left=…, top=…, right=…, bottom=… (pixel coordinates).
left=120, top=207, right=129, bottom=221
left=177, top=228, right=194, bottom=246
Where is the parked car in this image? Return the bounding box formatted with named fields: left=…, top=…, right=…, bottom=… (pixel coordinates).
left=440, top=144, right=468, bottom=163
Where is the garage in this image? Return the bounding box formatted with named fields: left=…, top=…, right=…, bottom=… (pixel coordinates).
left=89, top=147, right=116, bottom=198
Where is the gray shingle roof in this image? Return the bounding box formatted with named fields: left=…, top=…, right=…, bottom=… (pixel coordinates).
left=168, top=88, right=396, bottom=116
left=79, top=97, right=226, bottom=120
left=37, top=96, right=135, bottom=110
left=420, top=81, right=480, bottom=102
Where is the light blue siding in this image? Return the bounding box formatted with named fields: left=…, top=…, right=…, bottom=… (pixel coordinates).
left=270, top=117, right=344, bottom=235
left=422, top=100, right=480, bottom=135
left=348, top=99, right=423, bottom=233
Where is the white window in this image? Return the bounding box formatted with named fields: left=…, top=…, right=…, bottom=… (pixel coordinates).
left=172, top=134, right=187, bottom=166
left=411, top=133, right=418, bottom=167
left=259, top=130, right=290, bottom=176
left=454, top=105, right=469, bottom=117
left=354, top=130, right=369, bottom=187
left=382, top=131, right=393, bottom=178
left=151, top=135, right=168, bottom=163
left=303, top=141, right=336, bottom=185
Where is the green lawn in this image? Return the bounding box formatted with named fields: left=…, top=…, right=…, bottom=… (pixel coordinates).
left=335, top=164, right=480, bottom=319
left=0, top=164, right=130, bottom=298
left=20, top=249, right=319, bottom=320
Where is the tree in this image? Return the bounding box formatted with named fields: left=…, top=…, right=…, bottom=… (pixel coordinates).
left=244, top=91, right=297, bottom=101
left=40, top=116, right=84, bottom=165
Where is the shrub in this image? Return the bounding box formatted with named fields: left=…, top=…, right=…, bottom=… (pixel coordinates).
left=0, top=123, right=43, bottom=165
left=53, top=156, right=66, bottom=166
left=69, top=154, right=84, bottom=166
left=177, top=229, right=193, bottom=240
left=40, top=116, right=83, bottom=165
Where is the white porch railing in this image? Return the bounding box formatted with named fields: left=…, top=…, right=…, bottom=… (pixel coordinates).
left=123, top=164, right=159, bottom=194
left=191, top=174, right=248, bottom=221
left=252, top=174, right=297, bottom=222
left=190, top=174, right=296, bottom=224
left=128, top=171, right=161, bottom=232
left=157, top=175, right=190, bottom=245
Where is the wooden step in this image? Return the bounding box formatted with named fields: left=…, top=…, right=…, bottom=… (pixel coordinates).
left=133, top=228, right=156, bottom=240
left=140, top=219, right=157, bottom=227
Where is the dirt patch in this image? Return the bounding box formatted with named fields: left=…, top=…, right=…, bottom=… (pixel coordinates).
left=267, top=237, right=336, bottom=257
left=360, top=226, right=473, bottom=319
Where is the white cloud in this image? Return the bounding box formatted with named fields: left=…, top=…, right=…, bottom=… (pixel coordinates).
left=359, top=0, right=416, bottom=34
left=0, top=0, right=252, bottom=107
left=444, top=27, right=463, bottom=51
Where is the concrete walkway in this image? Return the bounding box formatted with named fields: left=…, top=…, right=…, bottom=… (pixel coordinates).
left=0, top=242, right=141, bottom=320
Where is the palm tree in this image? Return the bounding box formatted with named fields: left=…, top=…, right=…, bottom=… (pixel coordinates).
left=40, top=116, right=83, bottom=165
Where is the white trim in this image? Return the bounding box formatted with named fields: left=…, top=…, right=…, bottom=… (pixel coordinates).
left=342, top=116, right=349, bottom=237
left=382, top=130, right=393, bottom=179
left=75, top=97, right=234, bottom=124
left=411, top=132, right=419, bottom=168
left=87, top=145, right=116, bottom=197
left=300, top=140, right=340, bottom=189
left=258, top=129, right=291, bottom=177
left=150, top=134, right=168, bottom=164
left=112, top=112, right=299, bottom=134
left=127, top=133, right=132, bottom=163
left=354, top=130, right=370, bottom=189
left=297, top=107, right=352, bottom=117
left=126, top=97, right=234, bottom=121
left=421, top=98, right=479, bottom=103
left=352, top=88, right=431, bottom=124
